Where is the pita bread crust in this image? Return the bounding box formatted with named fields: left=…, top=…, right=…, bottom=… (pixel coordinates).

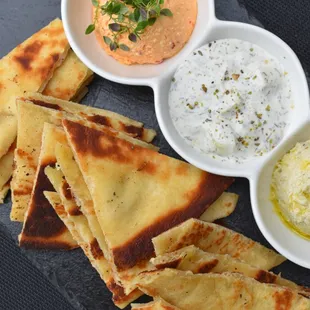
left=0, top=183, right=10, bottom=204
left=19, top=124, right=77, bottom=249
left=136, top=269, right=310, bottom=310
left=42, top=49, right=93, bottom=101
left=0, top=140, right=15, bottom=201
left=152, top=219, right=285, bottom=270
left=0, top=115, right=17, bottom=159
left=200, top=192, right=238, bottom=222
left=151, top=245, right=309, bottom=296
left=24, top=92, right=156, bottom=142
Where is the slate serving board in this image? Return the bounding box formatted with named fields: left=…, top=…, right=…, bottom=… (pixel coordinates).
left=1, top=0, right=310, bottom=309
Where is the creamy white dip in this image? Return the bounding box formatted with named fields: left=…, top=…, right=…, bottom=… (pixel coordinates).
left=169, top=39, right=293, bottom=162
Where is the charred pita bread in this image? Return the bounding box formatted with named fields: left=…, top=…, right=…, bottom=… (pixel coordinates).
left=19, top=123, right=77, bottom=249
left=44, top=168, right=142, bottom=309
left=200, top=192, right=238, bottom=222
left=63, top=118, right=234, bottom=293
left=131, top=299, right=180, bottom=310
left=0, top=19, right=69, bottom=157
left=42, top=49, right=93, bottom=101
left=151, top=245, right=309, bottom=296
left=44, top=192, right=81, bottom=243
left=11, top=95, right=156, bottom=221
left=152, top=219, right=285, bottom=270
left=24, top=92, right=156, bottom=142
left=136, top=269, right=310, bottom=310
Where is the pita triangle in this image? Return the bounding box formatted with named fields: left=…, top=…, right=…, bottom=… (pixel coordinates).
left=151, top=245, right=308, bottom=296
left=42, top=49, right=93, bottom=101
left=63, top=118, right=234, bottom=293
left=152, top=218, right=285, bottom=270
left=19, top=123, right=77, bottom=249
left=136, top=269, right=310, bottom=310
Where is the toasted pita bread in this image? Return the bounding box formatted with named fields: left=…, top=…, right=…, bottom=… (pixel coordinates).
left=136, top=269, right=310, bottom=310
left=24, top=92, right=156, bottom=142
left=71, top=86, right=89, bottom=103
left=200, top=192, right=238, bottom=222
left=152, top=219, right=285, bottom=270
left=19, top=123, right=77, bottom=249
left=55, top=142, right=110, bottom=256
left=44, top=167, right=142, bottom=309
left=44, top=191, right=142, bottom=309
left=151, top=245, right=309, bottom=296
left=42, top=49, right=93, bottom=101
left=0, top=140, right=15, bottom=193
left=131, top=299, right=180, bottom=310
left=0, top=19, right=69, bottom=158
left=0, top=115, right=17, bottom=159
left=63, top=118, right=233, bottom=293
left=11, top=96, right=156, bottom=222
left=0, top=183, right=10, bottom=204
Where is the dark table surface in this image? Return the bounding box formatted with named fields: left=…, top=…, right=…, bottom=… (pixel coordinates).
left=1, top=0, right=310, bottom=309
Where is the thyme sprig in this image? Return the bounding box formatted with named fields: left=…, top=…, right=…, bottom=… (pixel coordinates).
left=86, top=0, right=173, bottom=51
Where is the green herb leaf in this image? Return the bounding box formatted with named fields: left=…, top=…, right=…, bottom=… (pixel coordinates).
left=117, top=14, right=125, bottom=22
left=92, top=0, right=99, bottom=7
left=148, top=17, right=157, bottom=26
left=112, top=3, right=121, bottom=14
left=160, top=8, right=173, bottom=16
left=109, top=23, right=121, bottom=32
left=110, top=42, right=118, bottom=51
left=148, top=9, right=157, bottom=18
left=103, top=36, right=112, bottom=45
left=135, top=20, right=149, bottom=32
left=134, top=8, right=140, bottom=22
left=128, top=33, right=137, bottom=42
left=119, top=4, right=129, bottom=14
left=85, top=24, right=96, bottom=35
left=128, top=12, right=136, bottom=22
left=159, top=0, right=164, bottom=4
left=120, top=44, right=130, bottom=51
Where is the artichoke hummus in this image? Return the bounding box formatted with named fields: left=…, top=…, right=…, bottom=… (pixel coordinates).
left=271, top=140, right=310, bottom=239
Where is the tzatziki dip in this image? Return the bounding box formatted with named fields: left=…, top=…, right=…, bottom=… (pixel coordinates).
left=169, top=39, right=293, bottom=163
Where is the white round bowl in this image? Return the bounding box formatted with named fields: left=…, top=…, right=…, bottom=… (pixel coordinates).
left=62, top=0, right=310, bottom=268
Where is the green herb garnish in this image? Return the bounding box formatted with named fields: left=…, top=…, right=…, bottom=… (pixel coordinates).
left=86, top=0, right=173, bottom=51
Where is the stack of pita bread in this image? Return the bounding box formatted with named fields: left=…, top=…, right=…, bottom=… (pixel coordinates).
left=132, top=219, right=310, bottom=309
left=0, top=18, right=93, bottom=204
left=11, top=90, right=237, bottom=307
left=3, top=18, right=308, bottom=310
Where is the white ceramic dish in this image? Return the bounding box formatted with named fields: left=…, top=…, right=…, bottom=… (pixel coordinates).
left=62, top=0, right=310, bottom=267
